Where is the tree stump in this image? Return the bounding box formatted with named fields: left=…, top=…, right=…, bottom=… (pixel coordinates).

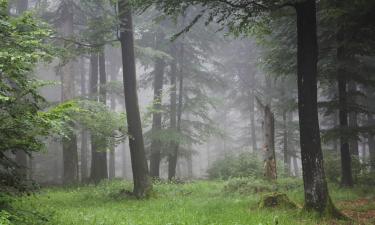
left=259, top=192, right=298, bottom=209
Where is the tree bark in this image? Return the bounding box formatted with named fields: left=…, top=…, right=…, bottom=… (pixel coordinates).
left=61, top=1, right=78, bottom=184
left=295, top=0, right=336, bottom=214
left=168, top=43, right=184, bottom=180
left=337, top=32, right=353, bottom=187
left=118, top=0, right=152, bottom=198
left=149, top=34, right=166, bottom=178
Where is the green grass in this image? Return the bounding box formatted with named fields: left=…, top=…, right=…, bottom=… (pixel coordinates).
left=10, top=179, right=375, bottom=225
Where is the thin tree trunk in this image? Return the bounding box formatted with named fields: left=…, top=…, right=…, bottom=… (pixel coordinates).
left=282, top=110, right=290, bottom=176
left=109, top=96, right=116, bottom=179
left=149, top=34, right=166, bottom=178
left=187, top=153, right=193, bottom=179
left=89, top=53, right=100, bottom=182
left=368, top=113, right=375, bottom=172
left=168, top=43, right=184, bottom=180
left=118, top=0, right=152, bottom=198
left=122, top=141, right=127, bottom=179
left=80, top=57, right=88, bottom=181
left=90, top=51, right=109, bottom=182
left=295, top=0, right=337, bottom=214
left=348, top=81, right=359, bottom=157
left=61, top=1, right=78, bottom=184
left=249, top=90, right=257, bottom=152
left=337, top=34, right=353, bottom=187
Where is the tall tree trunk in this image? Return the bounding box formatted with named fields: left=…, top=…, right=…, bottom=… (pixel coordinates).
left=337, top=74, right=353, bottom=187
left=118, top=0, right=152, bottom=198
left=282, top=110, right=290, bottom=176
left=258, top=77, right=277, bottom=181
left=337, top=34, right=353, bottom=187
left=367, top=86, right=375, bottom=171
left=249, top=90, right=257, bottom=152
left=109, top=94, right=116, bottom=179
left=91, top=51, right=109, bottom=183
left=348, top=81, right=359, bottom=157
left=168, top=44, right=184, bottom=180
left=80, top=57, right=88, bottom=181
left=149, top=36, right=166, bottom=178
left=295, top=0, right=337, bottom=214
left=61, top=1, right=78, bottom=184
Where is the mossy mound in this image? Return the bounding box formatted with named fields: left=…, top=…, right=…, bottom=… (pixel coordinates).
left=259, top=192, right=298, bottom=209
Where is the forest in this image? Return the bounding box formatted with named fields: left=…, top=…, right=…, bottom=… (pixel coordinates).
left=1, top=0, right=375, bottom=224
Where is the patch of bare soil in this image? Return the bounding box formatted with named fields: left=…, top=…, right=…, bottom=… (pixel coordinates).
left=337, top=198, right=375, bottom=225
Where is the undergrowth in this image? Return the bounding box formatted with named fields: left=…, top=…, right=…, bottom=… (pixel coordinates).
left=6, top=179, right=375, bottom=225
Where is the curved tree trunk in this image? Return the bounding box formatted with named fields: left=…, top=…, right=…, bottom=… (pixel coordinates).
left=118, top=0, right=152, bottom=198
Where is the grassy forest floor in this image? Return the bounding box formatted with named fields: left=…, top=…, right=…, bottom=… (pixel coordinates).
left=11, top=179, right=375, bottom=225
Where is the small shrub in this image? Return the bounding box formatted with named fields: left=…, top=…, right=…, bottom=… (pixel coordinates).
left=207, top=153, right=263, bottom=180
left=223, top=177, right=274, bottom=195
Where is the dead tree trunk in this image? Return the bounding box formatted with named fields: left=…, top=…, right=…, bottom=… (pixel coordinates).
left=263, top=105, right=277, bottom=180
left=118, top=0, right=152, bottom=198
left=256, top=95, right=277, bottom=181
